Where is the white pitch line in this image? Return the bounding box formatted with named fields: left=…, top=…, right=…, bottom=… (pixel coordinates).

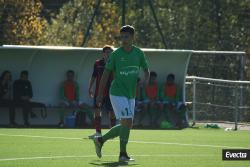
left=120, top=140, right=250, bottom=149
left=0, top=134, right=81, bottom=140
left=0, top=154, right=215, bottom=162
left=0, top=155, right=96, bottom=162
left=0, top=133, right=249, bottom=149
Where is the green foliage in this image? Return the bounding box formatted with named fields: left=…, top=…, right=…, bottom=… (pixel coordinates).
left=0, top=0, right=48, bottom=45
left=1, top=0, right=249, bottom=50
left=1, top=0, right=250, bottom=80
left=126, top=0, right=250, bottom=50
left=42, top=0, right=120, bottom=47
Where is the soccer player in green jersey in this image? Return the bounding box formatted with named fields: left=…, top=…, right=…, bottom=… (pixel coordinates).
left=92, top=25, right=150, bottom=162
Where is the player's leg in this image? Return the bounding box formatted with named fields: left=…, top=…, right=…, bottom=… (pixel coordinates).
left=89, top=96, right=102, bottom=139
left=168, top=102, right=178, bottom=128
left=94, top=96, right=102, bottom=132
left=148, top=101, right=155, bottom=127
left=98, top=95, right=125, bottom=143
left=176, top=102, right=188, bottom=128
left=58, top=100, right=68, bottom=127
left=161, top=101, right=170, bottom=122
left=92, top=95, right=134, bottom=161
left=2, top=100, right=16, bottom=126
left=85, top=106, right=94, bottom=124
left=138, top=100, right=148, bottom=127
left=89, top=96, right=116, bottom=139
left=101, top=96, right=134, bottom=161
left=104, top=96, right=116, bottom=128
left=21, top=100, right=31, bottom=127
left=118, top=98, right=135, bottom=162
left=108, top=96, right=134, bottom=161
left=91, top=95, right=121, bottom=158
left=134, top=100, right=142, bottom=126
left=79, top=102, right=94, bottom=126
left=152, top=101, right=160, bottom=127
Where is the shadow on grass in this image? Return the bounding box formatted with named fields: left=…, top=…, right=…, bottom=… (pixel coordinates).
left=89, top=160, right=139, bottom=167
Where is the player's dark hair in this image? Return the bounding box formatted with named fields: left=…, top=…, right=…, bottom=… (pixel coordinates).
left=102, top=45, right=114, bottom=53
left=120, top=25, right=135, bottom=36
left=67, top=70, right=75, bottom=76
left=0, top=70, right=11, bottom=81
left=150, top=71, right=157, bottom=77
left=167, top=73, right=175, bottom=80
left=21, top=70, right=28, bottom=77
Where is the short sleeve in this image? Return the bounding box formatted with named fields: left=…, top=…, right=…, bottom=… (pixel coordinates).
left=140, top=51, right=149, bottom=70
left=105, top=52, right=115, bottom=71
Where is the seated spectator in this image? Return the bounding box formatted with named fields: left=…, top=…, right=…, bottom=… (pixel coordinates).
left=59, top=70, right=79, bottom=127
left=142, top=71, right=161, bottom=128
left=160, top=74, right=187, bottom=128
left=0, top=71, right=16, bottom=127
left=59, top=70, right=93, bottom=127
left=13, top=71, right=33, bottom=127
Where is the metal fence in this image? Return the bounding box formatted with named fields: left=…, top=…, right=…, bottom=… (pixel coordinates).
left=186, top=76, right=250, bottom=130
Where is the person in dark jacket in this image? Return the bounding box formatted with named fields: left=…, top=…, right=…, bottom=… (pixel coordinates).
left=0, top=70, right=16, bottom=127
left=13, top=71, right=33, bottom=127
left=88, top=45, right=115, bottom=138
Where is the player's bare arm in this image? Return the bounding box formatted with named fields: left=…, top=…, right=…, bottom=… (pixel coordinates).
left=88, top=76, right=96, bottom=98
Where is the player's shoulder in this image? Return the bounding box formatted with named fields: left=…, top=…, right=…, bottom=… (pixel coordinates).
left=95, top=58, right=104, bottom=65
left=112, top=47, right=122, bottom=54
left=133, top=45, right=142, bottom=51
left=95, top=58, right=101, bottom=63
left=133, top=46, right=144, bottom=57
left=133, top=45, right=143, bottom=53
left=108, top=47, right=122, bottom=59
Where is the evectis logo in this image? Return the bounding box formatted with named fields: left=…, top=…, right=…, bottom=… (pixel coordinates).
left=222, top=149, right=250, bottom=160
left=226, top=152, right=247, bottom=158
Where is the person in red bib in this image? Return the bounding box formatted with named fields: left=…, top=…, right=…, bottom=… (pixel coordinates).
left=58, top=70, right=80, bottom=127
left=142, top=71, right=160, bottom=128
left=160, top=73, right=187, bottom=128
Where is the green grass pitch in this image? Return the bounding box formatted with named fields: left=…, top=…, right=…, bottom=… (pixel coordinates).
left=0, top=128, right=249, bottom=167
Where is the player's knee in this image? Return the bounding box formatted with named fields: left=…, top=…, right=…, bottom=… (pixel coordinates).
left=120, top=118, right=133, bottom=128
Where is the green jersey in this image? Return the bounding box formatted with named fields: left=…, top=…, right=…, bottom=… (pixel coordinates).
left=105, top=46, right=149, bottom=99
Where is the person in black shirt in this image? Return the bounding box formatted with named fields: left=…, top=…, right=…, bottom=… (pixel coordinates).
left=13, top=71, right=33, bottom=127
left=0, top=70, right=16, bottom=126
